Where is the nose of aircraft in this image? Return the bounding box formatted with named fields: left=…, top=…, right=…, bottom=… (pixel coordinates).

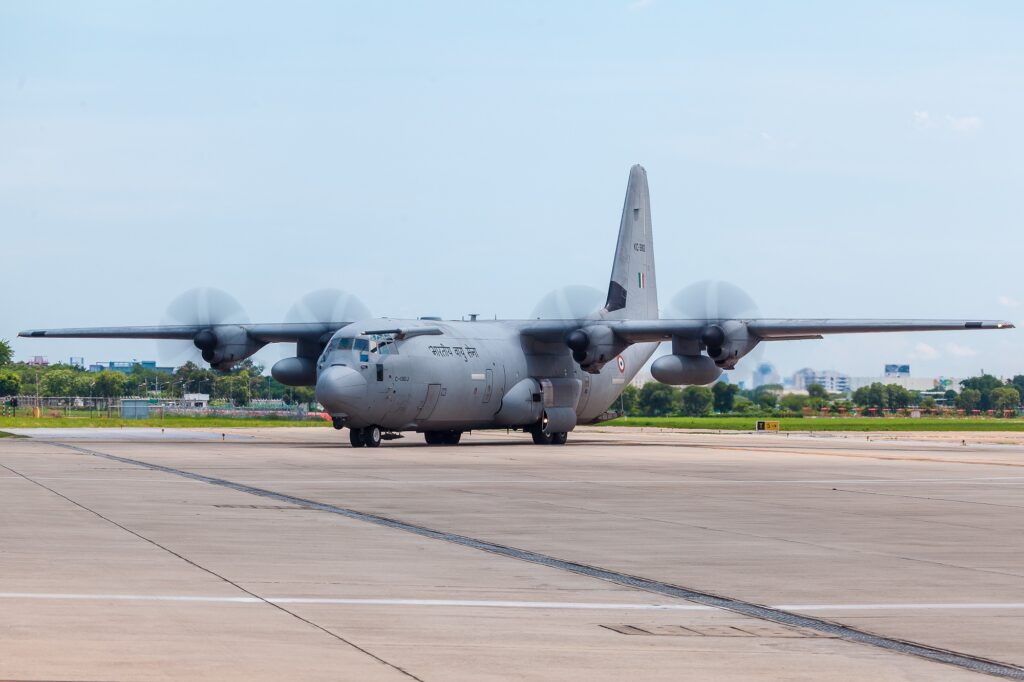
left=315, top=365, right=367, bottom=415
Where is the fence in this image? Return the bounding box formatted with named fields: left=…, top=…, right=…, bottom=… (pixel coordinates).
left=1, top=395, right=319, bottom=420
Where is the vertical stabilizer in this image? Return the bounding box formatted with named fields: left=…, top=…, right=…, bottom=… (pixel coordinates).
left=602, top=164, right=658, bottom=320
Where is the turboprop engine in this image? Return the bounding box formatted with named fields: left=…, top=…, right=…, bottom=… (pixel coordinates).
left=192, top=326, right=265, bottom=371
left=565, top=325, right=627, bottom=374
left=698, top=320, right=759, bottom=370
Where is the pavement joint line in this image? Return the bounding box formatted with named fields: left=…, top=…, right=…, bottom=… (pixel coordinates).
left=2, top=593, right=1024, bottom=611
left=44, top=440, right=1024, bottom=681
left=0, top=458, right=425, bottom=682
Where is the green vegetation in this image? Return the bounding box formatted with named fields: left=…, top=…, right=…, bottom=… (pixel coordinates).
left=0, top=415, right=331, bottom=429
left=0, top=356, right=314, bottom=407
left=606, top=416, right=1024, bottom=432
left=618, top=373, right=1024, bottom=421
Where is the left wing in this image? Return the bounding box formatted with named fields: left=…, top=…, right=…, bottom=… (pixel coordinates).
left=604, top=318, right=1014, bottom=343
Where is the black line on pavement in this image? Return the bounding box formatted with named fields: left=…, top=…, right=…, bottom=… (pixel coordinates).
left=49, top=441, right=1024, bottom=681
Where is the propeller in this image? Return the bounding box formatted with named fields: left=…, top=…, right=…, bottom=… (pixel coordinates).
left=530, top=285, right=604, bottom=320
left=280, top=289, right=371, bottom=358
left=158, top=288, right=249, bottom=368
left=667, top=279, right=765, bottom=376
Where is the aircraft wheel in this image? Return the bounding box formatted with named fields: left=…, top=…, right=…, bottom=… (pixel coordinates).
left=349, top=428, right=365, bottom=447
left=442, top=431, right=462, bottom=445
left=362, top=425, right=382, bottom=448
left=332, top=417, right=345, bottom=430
left=424, top=431, right=444, bottom=445
left=549, top=432, right=568, bottom=445
left=531, top=429, right=553, bottom=445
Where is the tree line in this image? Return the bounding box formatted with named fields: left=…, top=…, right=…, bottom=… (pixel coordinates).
left=618, top=373, right=1024, bottom=418
left=0, top=339, right=312, bottom=406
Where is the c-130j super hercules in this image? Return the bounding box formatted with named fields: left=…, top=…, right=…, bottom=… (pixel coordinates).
left=22, top=166, right=1013, bottom=447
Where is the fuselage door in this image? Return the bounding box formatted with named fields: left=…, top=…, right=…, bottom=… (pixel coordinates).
left=416, top=383, right=442, bottom=421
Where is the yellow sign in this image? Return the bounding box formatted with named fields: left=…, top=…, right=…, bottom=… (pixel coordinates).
left=755, top=420, right=780, bottom=432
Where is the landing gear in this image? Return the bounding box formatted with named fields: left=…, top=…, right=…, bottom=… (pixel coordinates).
left=362, top=425, right=382, bottom=448
left=349, top=425, right=382, bottom=448
left=332, top=417, right=345, bottom=430
left=530, top=427, right=568, bottom=445
left=424, top=430, right=462, bottom=446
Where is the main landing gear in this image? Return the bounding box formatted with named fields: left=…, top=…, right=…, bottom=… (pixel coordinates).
left=530, top=429, right=568, bottom=446
left=349, top=425, right=382, bottom=448
left=423, top=430, right=462, bottom=446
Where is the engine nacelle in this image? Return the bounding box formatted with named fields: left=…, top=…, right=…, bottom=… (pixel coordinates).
left=271, top=357, right=318, bottom=386
left=700, top=321, right=759, bottom=370
left=651, top=354, right=722, bottom=385
left=194, top=326, right=265, bottom=371
left=565, top=325, right=627, bottom=374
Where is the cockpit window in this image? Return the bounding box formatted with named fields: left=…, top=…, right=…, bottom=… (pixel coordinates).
left=326, top=334, right=398, bottom=357
left=331, top=337, right=354, bottom=351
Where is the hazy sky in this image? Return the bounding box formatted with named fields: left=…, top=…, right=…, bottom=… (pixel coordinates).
left=2, top=1, right=1022, bottom=382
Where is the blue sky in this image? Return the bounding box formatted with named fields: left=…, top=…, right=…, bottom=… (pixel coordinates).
left=2, top=1, right=1021, bottom=381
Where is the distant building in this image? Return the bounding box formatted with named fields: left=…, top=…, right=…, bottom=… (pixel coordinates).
left=752, top=362, right=781, bottom=389
left=849, top=375, right=961, bottom=393
left=791, top=368, right=817, bottom=390
left=88, top=360, right=174, bottom=375
left=181, top=393, right=210, bottom=408
left=791, top=368, right=850, bottom=394
left=884, top=364, right=911, bottom=378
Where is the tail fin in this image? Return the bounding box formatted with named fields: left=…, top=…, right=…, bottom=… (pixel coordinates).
left=602, top=164, right=658, bottom=320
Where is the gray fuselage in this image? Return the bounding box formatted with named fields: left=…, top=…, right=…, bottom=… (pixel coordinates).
left=314, top=318, right=657, bottom=432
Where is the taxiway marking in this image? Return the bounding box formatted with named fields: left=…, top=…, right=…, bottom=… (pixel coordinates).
left=2, top=593, right=1024, bottom=612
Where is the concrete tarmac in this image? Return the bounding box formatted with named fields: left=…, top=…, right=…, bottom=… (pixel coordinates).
left=0, top=426, right=1022, bottom=681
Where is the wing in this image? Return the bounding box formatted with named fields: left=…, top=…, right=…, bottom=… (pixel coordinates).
left=18, top=322, right=353, bottom=371
left=600, top=318, right=1013, bottom=343
left=19, top=322, right=346, bottom=343
left=519, top=318, right=1013, bottom=344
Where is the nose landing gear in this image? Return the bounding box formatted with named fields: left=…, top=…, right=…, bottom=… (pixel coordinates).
left=348, top=425, right=382, bottom=448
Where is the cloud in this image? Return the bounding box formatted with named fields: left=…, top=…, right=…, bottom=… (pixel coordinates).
left=945, top=342, right=978, bottom=358
left=912, top=342, right=940, bottom=360
left=913, top=111, right=934, bottom=129
left=946, top=115, right=983, bottom=132
left=998, top=295, right=1020, bottom=308
left=912, top=111, right=983, bottom=133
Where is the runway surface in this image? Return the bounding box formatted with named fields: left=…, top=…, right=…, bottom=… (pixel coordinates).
left=1, top=426, right=1022, bottom=681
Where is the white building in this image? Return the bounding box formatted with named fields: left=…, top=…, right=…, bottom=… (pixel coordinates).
left=181, top=393, right=210, bottom=408
left=791, top=368, right=850, bottom=393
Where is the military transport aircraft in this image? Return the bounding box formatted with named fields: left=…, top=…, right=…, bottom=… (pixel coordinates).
left=21, top=165, right=1013, bottom=447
